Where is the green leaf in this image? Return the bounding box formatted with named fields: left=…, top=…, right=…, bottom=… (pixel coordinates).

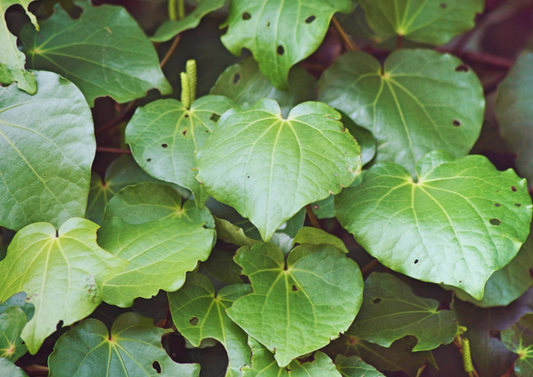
left=446, top=223, right=533, bottom=307
left=334, top=354, right=385, bottom=377
left=495, top=51, right=533, bottom=190
left=242, top=337, right=341, bottom=377
left=339, top=112, right=376, bottom=167
left=196, top=99, right=361, bottom=241
left=48, top=312, right=200, bottom=377
left=214, top=216, right=261, bottom=247
left=151, top=0, right=226, bottom=42
left=0, top=1, right=37, bottom=93
left=336, top=150, right=533, bottom=299
left=0, top=307, right=27, bottom=362
left=0, top=358, right=28, bottom=377
left=0, top=218, right=127, bottom=354
left=358, top=0, right=483, bottom=45
left=102, top=182, right=214, bottom=229
left=0, top=71, right=95, bottom=231
left=502, top=313, right=533, bottom=377
left=324, top=335, right=433, bottom=377
left=220, top=0, right=353, bottom=90
left=347, top=272, right=457, bottom=351
left=0, top=293, right=33, bottom=320
left=202, top=247, right=244, bottom=284
left=126, top=96, right=235, bottom=207
left=21, top=0, right=172, bottom=106
left=318, top=49, right=485, bottom=175
left=168, top=273, right=252, bottom=377
left=87, top=155, right=169, bottom=225
left=226, top=242, right=364, bottom=367
left=293, top=227, right=349, bottom=254
left=98, top=217, right=215, bottom=307
left=210, top=57, right=317, bottom=118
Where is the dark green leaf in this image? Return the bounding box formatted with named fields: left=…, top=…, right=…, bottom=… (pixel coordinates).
left=220, top=0, right=353, bottom=90
left=293, top=227, right=349, bottom=254
left=0, top=71, right=94, bottom=231
left=502, top=313, right=533, bottom=377
left=21, top=0, right=172, bottom=106
left=202, top=248, right=243, bottom=284
left=210, top=57, right=317, bottom=118
left=196, top=99, right=361, bottom=241
left=0, top=293, right=33, bottom=320
left=336, top=151, right=533, bottom=299
left=318, top=49, right=485, bottom=175
left=347, top=272, right=457, bottom=351
left=334, top=354, right=385, bottom=377
left=0, top=218, right=127, bottom=354
left=226, top=242, right=364, bottom=366
left=0, top=307, right=27, bottom=362
left=358, top=0, right=483, bottom=45
left=48, top=313, right=199, bottom=377
left=127, top=96, right=235, bottom=207
left=168, top=273, right=251, bottom=376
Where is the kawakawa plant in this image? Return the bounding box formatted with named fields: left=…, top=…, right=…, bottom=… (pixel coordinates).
left=1, top=0, right=533, bottom=376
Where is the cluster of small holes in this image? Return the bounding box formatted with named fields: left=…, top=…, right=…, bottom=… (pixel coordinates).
left=490, top=218, right=501, bottom=226
left=189, top=317, right=199, bottom=326
left=372, top=298, right=381, bottom=304
left=453, top=120, right=461, bottom=127
left=277, top=45, right=284, bottom=56
left=161, top=143, right=168, bottom=148
left=455, top=65, right=469, bottom=72
left=305, top=15, right=316, bottom=23
left=242, top=12, right=251, bottom=20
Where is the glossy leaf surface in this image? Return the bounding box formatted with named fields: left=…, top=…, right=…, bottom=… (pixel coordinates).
left=196, top=99, right=361, bottom=241
left=347, top=272, right=457, bottom=351
left=221, top=0, right=352, bottom=90
left=0, top=307, right=27, bottom=361
left=202, top=248, right=243, bottom=284
left=0, top=218, right=127, bottom=354
left=21, top=0, right=172, bottom=106
left=168, top=273, right=251, bottom=377
left=226, top=242, right=364, bottom=367
left=335, top=355, right=385, bottom=377
left=48, top=313, right=199, bottom=377
left=127, top=96, right=235, bottom=207
left=318, top=49, right=484, bottom=175
left=502, top=313, right=533, bottom=377
left=0, top=71, right=94, bottom=231
left=358, top=0, right=483, bottom=44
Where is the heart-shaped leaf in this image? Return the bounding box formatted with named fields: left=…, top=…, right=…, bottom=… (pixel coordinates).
left=210, top=57, right=317, bottom=118
left=335, top=355, right=385, bottom=377
left=358, top=0, right=483, bottom=45
left=0, top=307, right=27, bottom=362
left=347, top=272, right=457, bottom=351
left=0, top=218, right=127, bottom=354
left=502, top=313, right=533, bottom=377
left=126, top=96, right=235, bottom=207
left=335, top=150, right=533, bottom=299
left=21, top=0, right=171, bottom=106
left=0, top=71, right=95, bottom=231
left=242, top=337, right=341, bottom=377
left=221, top=0, right=353, bottom=90
left=196, top=99, right=361, bottom=241
left=168, top=273, right=252, bottom=377
left=226, top=242, right=364, bottom=367
left=151, top=0, right=226, bottom=42
left=318, top=49, right=484, bottom=175
left=495, top=52, right=533, bottom=190
left=48, top=312, right=199, bottom=377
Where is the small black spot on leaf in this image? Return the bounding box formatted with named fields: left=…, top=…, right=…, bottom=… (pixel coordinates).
left=189, top=317, right=199, bottom=326
left=242, top=12, right=251, bottom=20
left=147, top=158, right=152, bottom=162
left=453, top=120, right=461, bottom=126
left=152, top=361, right=161, bottom=374
left=266, top=21, right=271, bottom=28
left=373, top=298, right=381, bottom=304
left=161, top=143, right=168, bottom=148
left=414, top=259, right=419, bottom=264
left=440, top=3, right=447, bottom=8
left=495, top=203, right=501, bottom=207
left=277, top=45, right=284, bottom=55
left=455, top=64, right=469, bottom=72
left=515, top=203, right=522, bottom=207
left=184, top=114, right=189, bottom=118
left=292, top=285, right=298, bottom=292
left=305, top=15, right=316, bottom=23
left=512, top=186, right=517, bottom=192
left=233, top=73, right=241, bottom=84
left=182, top=129, right=188, bottom=136
left=490, top=218, right=501, bottom=226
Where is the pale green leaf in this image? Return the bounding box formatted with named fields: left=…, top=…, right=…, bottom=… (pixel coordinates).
left=202, top=248, right=243, bottom=284
left=196, top=99, right=361, bottom=241
left=347, top=272, right=457, bottom=351
left=220, top=0, right=353, bottom=90
left=335, top=150, right=533, bottom=299
left=0, top=1, right=36, bottom=93
left=169, top=273, right=252, bottom=377
left=359, top=0, right=483, bottom=45
left=0, top=358, right=28, bottom=377
left=495, top=51, right=533, bottom=190
left=0, top=218, right=127, bottom=354
left=48, top=313, right=199, bottom=377
left=226, top=242, right=364, bottom=367
left=242, top=337, right=340, bottom=377
left=214, top=216, right=260, bottom=247
left=210, top=57, right=317, bottom=118
left=293, top=227, right=349, bottom=254
left=0, top=71, right=95, bottom=231
left=151, top=0, right=226, bottom=42
left=126, top=96, right=235, bottom=207
left=502, top=313, right=533, bottom=377
left=0, top=307, right=27, bottom=362
left=335, top=354, right=385, bottom=377
left=21, top=0, right=172, bottom=106
left=102, top=182, right=213, bottom=229
left=318, top=49, right=484, bottom=175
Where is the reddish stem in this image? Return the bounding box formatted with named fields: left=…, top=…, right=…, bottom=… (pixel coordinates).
left=96, top=147, right=132, bottom=154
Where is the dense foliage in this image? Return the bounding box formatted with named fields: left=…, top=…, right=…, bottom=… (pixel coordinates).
left=1, top=0, right=533, bottom=376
